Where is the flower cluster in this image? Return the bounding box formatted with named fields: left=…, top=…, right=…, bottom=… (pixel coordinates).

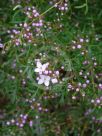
left=7, top=6, right=44, bottom=46
left=49, top=0, right=68, bottom=11
left=34, top=60, right=59, bottom=86
left=8, top=29, right=21, bottom=46
left=24, top=6, right=43, bottom=27
left=6, top=113, right=38, bottom=128
left=6, top=114, right=28, bottom=128
left=72, top=37, right=89, bottom=50
left=25, top=97, right=49, bottom=112
left=6, top=95, right=48, bottom=128
left=91, top=96, right=102, bottom=107
left=23, top=6, right=43, bottom=38
left=67, top=71, right=91, bottom=97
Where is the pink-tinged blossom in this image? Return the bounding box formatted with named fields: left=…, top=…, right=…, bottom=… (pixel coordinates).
left=35, top=61, right=49, bottom=74
left=38, top=75, right=51, bottom=86
left=51, top=78, right=58, bottom=84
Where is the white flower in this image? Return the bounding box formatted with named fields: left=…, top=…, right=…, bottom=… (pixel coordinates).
left=55, top=71, right=59, bottom=75
left=35, top=61, right=49, bottom=74
left=51, top=78, right=58, bottom=84
left=38, top=75, right=51, bottom=86
left=77, top=44, right=82, bottom=49
left=80, top=38, right=84, bottom=42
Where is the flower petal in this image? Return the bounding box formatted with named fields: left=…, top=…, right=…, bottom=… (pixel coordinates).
left=51, top=78, right=58, bottom=84
left=39, top=75, right=45, bottom=79
left=44, top=80, right=50, bottom=86
left=42, top=64, right=47, bottom=71
left=37, top=61, right=42, bottom=68
left=35, top=68, right=40, bottom=72
left=38, top=79, right=44, bottom=85
left=46, top=76, right=51, bottom=81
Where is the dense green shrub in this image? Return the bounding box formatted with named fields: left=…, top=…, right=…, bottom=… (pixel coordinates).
left=0, top=0, right=102, bottom=135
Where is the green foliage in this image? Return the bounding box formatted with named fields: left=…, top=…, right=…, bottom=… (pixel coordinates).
left=0, top=0, right=102, bottom=136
